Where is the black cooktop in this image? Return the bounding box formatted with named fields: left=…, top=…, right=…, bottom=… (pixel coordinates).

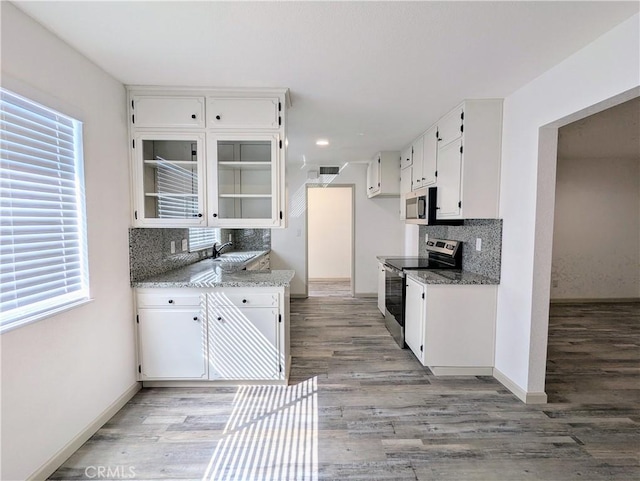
left=384, top=257, right=449, bottom=270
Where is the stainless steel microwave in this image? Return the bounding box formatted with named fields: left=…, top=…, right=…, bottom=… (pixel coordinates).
left=405, top=187, right=433, bottom=224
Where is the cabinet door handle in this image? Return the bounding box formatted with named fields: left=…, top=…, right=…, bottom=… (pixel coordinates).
left=198, top=213, right=203, bottom=218
left=168, top=299, right=174, bottom=304
left=193, top=316, right=199, bottom=322
left=215, top=115, right=221, bottom=120
left=242, top=299, right=247, bottom=304
left=213, top=213, right=218, bottom=218
left=217, top=316, right=222, bottom=321
left=191, top=114, right=196, bottom=119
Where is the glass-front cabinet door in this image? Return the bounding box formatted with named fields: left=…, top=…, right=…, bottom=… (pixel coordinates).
left=207, top=134, right=280, bottom=227
left=133, top=133, right=206, bottom=226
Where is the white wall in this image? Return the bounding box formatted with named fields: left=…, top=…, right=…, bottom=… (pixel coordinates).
left=496, top=13, right=640, bottom=400
left=552, top=157, right=640, bottom=299
left=308, top=187, right=352, bottom=279
left=0, top=4, right=137, bottom=480
left=271, top=164, right=404, bottom=296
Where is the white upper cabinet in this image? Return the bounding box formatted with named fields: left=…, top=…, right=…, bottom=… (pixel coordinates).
left=132, top=133, right=207, bottom=226
left=399, top=166, right=412, bottom=220
left=435, top=99, right=503, bottom=220
left=367, top=151, right=400, bottom=198
left=366, top=154, right=381, bottom=196
left=410, top=135, right=425, bottom=190
left=436, top=138, right=463, bottom=217
left=207, top=133, right=281, bottom=227
left=400, top=145, right=413, bottom=170
left=132, top=96, right=205, bottom=129
left=399, top=99, right=502, bottom=221
left=436, top=104, right=464, bottom=147
left=207, top=97, right=281, bottom=130
left=128, top=87, right=289, bottom=228
left=421, top=125, right=437, bottom=187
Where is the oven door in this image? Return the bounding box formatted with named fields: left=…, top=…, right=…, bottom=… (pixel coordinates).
left=384, top=264, right=406, bottom=348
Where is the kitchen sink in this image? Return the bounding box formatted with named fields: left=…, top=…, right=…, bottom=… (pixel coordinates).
left=211, top=253, right=256, bottom=263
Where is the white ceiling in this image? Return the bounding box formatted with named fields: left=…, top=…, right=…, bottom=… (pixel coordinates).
left=12, top=1, right=639, bottom=167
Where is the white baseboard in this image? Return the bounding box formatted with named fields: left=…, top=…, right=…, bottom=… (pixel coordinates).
left=308, top=277, right=350, bottom=282
left=493, top=368, right=548, bottom=404
left=429, top=366, right=493, bottom=376
left=550, top=297, right=640, bottom=304
left=143, top=379, right=288, bottom=387
left=28, top=382, right=141, bottom=481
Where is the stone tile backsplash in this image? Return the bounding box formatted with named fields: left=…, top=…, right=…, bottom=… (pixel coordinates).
left=129, top=228, right=271, bottom=283
left=232, top=228, right=271, bottom=251
left=419, top=219, right=502, bottom=281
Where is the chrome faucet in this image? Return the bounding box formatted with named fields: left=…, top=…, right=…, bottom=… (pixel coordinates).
left=212, top=241, right=233, bottom=259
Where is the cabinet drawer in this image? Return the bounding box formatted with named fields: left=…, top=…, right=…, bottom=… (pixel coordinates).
left=137, top=292, right=203, bottom=308
left=132, top=96, right=205, bottom=128
left=207, top=97, right=280, bottom=129
left=206, top=291, right=278, bottom=308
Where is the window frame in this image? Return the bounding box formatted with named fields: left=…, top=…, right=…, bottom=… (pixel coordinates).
left=0, top=88, right=91, bottom=333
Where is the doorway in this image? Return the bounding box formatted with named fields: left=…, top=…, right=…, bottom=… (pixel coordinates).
left=306, top=185, right=355, bottom=297
left=551, top=97, right=640, bottom=302
left=545, top=97, right=640, bottom=403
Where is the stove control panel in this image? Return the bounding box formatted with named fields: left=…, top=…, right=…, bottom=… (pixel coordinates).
left=425, top=238, right=460, bottom=257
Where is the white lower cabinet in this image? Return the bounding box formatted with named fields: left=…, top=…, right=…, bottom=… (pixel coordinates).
left=135, top=287, right=288, bottom=382
left=404, top=277, right=497, bottom=375
left=208, top=306, right=280, bottom=380
left=138, top=308, right=208, bottom=380
left=377, top=261, right=386, bottom=315
left=404, top=277, right=425, bottom=363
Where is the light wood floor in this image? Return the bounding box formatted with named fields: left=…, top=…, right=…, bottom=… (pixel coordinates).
left=49, top=299, right=639, bottom=480
left=308, top=279, right=352, bottom=297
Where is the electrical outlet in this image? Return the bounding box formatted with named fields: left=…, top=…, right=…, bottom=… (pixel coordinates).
left=475, top=238, right=482, bottom=251
left=181, top=239, right=188, bottom=252
left=170, top=241, right=176, bottom=254
left=425, top=233, right=429, bottom=243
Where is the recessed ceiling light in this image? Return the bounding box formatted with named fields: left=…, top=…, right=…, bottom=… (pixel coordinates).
left=316, top=139, right=329, bottom=146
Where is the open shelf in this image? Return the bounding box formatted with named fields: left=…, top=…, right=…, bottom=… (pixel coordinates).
left=218, top=161, right=272, bottom=170
left=144, top=160, right=198, bottom=166
left=144, top=193, right=198, bottom=198
left=218, top=194, right=272, bottom=198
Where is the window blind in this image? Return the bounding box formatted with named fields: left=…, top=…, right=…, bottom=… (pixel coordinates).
left=0, top=88, right=89, bottom=331
left=188, top=228, right=219, bottom=252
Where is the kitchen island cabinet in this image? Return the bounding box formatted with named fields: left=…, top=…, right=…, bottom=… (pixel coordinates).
left=133, top=261, right=293, bottom=385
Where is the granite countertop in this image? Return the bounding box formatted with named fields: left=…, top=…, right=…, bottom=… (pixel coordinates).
left=132, top=251, right=295, bottom=288
left=376, top=255, right=446, bottom=263
left=406, top=269, right=499, bottom=285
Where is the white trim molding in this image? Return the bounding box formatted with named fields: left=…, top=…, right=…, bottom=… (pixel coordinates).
left=493, top=368, right=548, bottom=404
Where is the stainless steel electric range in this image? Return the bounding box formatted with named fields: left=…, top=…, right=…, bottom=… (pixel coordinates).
left=383, top=238, right=462, bottom=348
